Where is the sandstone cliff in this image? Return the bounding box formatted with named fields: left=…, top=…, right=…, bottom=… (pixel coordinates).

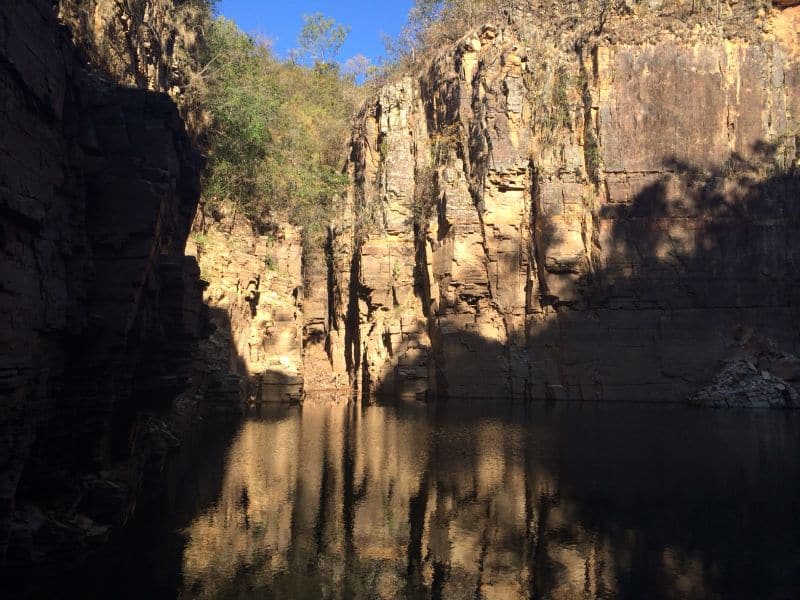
left=0, top=0, right=204, bottom=565
left=188, top=205, right=354, bottom=406
left=1, top=0, right=798, bottom=579
left=327, top=5, right=800, bottom=403
left=189, top=207, right=306, bottom=405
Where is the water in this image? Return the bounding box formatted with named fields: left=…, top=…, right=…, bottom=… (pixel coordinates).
left=58, top=403, right=800, bottom=598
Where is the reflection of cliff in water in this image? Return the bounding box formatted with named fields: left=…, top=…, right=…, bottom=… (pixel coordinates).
left=181, top=403, right=800, bottom=599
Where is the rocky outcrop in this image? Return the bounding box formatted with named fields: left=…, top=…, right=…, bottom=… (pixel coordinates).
left=691, top=332, right=800, bottom=407
left=0, top=0, right=203, bottom=564
left=330, top=6, right=800, bottom=403
left=189, top=206, right=356, bottom=405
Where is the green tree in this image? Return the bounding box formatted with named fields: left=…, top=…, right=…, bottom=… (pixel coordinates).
left=201, top=18, right=280, bottom=214
left=297, top=12, right=350, bottom=68
left=200, top=17, right=359, bottom=247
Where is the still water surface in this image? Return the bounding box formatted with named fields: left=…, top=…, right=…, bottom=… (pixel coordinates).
left=71, top=402, right=800, bottom=599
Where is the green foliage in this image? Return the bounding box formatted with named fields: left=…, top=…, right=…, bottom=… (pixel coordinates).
left=413, top=163, right=438, bottom=224
left=429, top=124, right=461, bottom=164
left=552, top=67, right=572, bottom=129
left=525, top=61, right=574, bottom=147
left=297, top=13, right=350, bottom=68
left=584, top=133, right=602, bottom=183
left=191, top=232, right=209, bottom=248
left=200, top=17, right=358, bottom=246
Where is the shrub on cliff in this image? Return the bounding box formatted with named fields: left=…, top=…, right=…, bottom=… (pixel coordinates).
left=59, top=0, right=217, bottom=139
left=385, top=0, right=776, bottom=72
left=200, top=16, right=357, bottom=245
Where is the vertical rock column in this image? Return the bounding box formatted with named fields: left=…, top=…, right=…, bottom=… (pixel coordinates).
left=422, top=28, right=536, bottom=399
left=342, top=78, right=433, bottom=401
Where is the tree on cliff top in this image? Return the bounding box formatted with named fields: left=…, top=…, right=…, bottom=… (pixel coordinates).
left=200, top=16, right=357, bottom=245
left=383, top=0, right=776, bottom=74
left=297, top=12, right=351, bottom=69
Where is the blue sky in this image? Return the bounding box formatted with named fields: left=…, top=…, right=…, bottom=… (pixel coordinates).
left=215, top=0, right=414, bottom=66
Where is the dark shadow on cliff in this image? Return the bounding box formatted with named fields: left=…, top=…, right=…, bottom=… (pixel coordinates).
left=68, top=303, right=312, bottom=599
left=332, top=143, right=800, bottom=598
left=5, top=300, right=253, bottom=598
left=387, top=141, right=799, bottom=404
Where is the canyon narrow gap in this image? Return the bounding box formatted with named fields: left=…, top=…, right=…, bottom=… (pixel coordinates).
left=2, top=1, right=800, bottom=598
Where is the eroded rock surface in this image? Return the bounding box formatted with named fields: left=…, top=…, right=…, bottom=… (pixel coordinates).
left=58, top=0, right=208, bottom=133
left=329, top=8, right=800, bottom=402
left=190, top=207, right=305, bottom=404
left=691, top=333, right=800, bottom=408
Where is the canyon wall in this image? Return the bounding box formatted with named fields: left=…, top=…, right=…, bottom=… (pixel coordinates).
left=58, top=0, right=208, bottom=133
left=1, top=0, right=799, bottom=578
left=189, top=209, right=305, bottom=405
left=0, top=0, right=204, bottom=564
left=330, top=6, right=800, bottom=403
left=189, top=207, right=353, bottom=405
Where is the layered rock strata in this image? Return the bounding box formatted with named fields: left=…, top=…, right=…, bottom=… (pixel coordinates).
left=0, top=0, right=203, bottom=564
left=190, top=208, right=305, bottom=404
left=331, top=7, right=800, bottom=402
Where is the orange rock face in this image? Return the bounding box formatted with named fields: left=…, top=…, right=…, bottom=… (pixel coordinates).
left=330, top=14, right=800, bottom=404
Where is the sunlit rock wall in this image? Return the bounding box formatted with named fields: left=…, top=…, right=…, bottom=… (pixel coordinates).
left=333, top=6, right=800, bottom=402
left=190, top=209, right=304, bottom=404
left=330, top=77, right=435, bottom=402
left=57, top=0, right=208, bottom=134
left=302, top=249, right=351, bottom=401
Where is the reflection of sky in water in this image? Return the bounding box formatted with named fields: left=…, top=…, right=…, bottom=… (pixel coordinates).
left=176, top=404, right=800, bottom=599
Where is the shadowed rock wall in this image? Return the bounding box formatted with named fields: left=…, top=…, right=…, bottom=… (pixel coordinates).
left=331, top=7, right=800, bottom=402
left=0, top=0, right=203, bottom=564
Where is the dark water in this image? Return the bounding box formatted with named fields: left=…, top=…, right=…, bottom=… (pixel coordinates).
left=49, top=403, right=800, bottom=599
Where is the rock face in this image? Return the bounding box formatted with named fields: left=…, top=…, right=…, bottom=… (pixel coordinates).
left=189, top=207, right=354, bottom=405
left=190, top=208, right=305, bottom=404
left=57, top=0, right=207, bottom=133
left=0, top=0, right=797, bottom=578
left=329, top=8, right=800, bottom=402
left=0, top=1, right=202, bottom=564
